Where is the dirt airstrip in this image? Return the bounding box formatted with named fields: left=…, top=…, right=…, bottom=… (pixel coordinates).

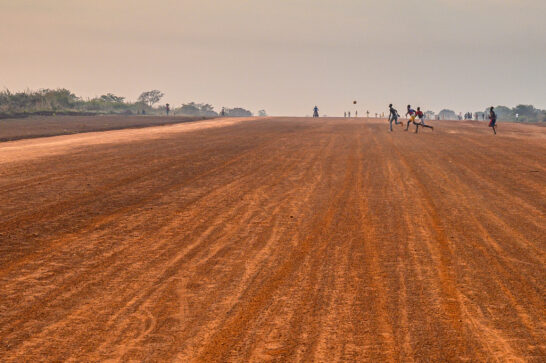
left=0, top=117, right=544, bottom=362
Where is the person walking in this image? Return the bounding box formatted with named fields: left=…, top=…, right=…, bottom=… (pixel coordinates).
left=313, top=106, right=319, bottom=118
left=489, top=106, right=497, bottom=134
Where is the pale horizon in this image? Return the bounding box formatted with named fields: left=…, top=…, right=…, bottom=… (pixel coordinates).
left=1, top=0, right=545, bottom=116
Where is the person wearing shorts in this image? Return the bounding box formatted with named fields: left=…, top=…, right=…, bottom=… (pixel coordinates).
left=405, top=105, right=417, bottom=131
left=489, top=107, right=497, bottom=134
left=388, top=104, right=402, bottom=131
left=414, top=107, right=433, bottom=133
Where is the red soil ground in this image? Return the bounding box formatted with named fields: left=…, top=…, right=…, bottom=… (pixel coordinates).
left=0, top=115, right=210, bottom=142
left=0, top=117, right=544, bottom=362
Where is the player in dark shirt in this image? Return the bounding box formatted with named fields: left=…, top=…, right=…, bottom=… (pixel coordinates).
left=405, top=105, right=417, bottom=131
left=489, top=107, right=497, bottom=134
left=414, top=107, right=434, bottom=133
left=388, top=104, right=402, bottom=131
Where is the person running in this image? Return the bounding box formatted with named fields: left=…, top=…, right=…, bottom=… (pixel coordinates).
left=313, top=106, right=319, bottom=118
left=489, top=106, right=497, bottom=134
left=388, top=104, right=402, bottom=131
left=404, top=105, right=417, bottom=131
left=414, top=107, right=434, bottom=133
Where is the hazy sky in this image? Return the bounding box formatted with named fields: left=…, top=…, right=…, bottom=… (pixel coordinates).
left=1, top=0, right=545, bottom=116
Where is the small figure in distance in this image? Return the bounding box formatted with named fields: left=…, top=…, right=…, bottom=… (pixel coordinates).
left=348, top=111, right=351, bottom=118
left=414, top=107, right=433, bottom=133
left=313, top=106, right=319, bottom=118
left=221, top=107, right=225, bottom=117
left=489, top=107, right=497, bottom=135
left=405, top=105, right=417, bottom=131
left=166, top=103, right=170, bottom=116
left=388, top=104, right=402, bottom=132
left=355, top=110, right=358, bottom=117
left=344, top=112, right=347, bottom=118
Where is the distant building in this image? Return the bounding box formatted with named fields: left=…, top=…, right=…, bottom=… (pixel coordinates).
left=438, top=109, right=457, bottom=120
left=425, top=111, right=436, bottom=119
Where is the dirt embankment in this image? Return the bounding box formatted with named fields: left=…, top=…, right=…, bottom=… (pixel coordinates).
left=0, top=118, right=544, bottom=362
left=0, top=115, right=214, bottom=142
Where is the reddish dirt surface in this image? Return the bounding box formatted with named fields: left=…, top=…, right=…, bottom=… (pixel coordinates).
left=0, top=117, right=544, bottom=362
left=0, top=115, right=210, bottom=142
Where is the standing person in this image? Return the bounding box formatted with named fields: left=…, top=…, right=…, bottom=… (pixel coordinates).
left=404, top=105, right=417, bottom=131
left=355, top=110, right=358, bottom=117
left=165, top=103, right=170, bottom=116
left=344, top=112, right=347, bottom=117
left=313, top=106, right=319, bottom=118
left=388, top=104, right=402, bottom=131
left=348, top=111, right=351, bottom=118
left=489, top=106, right=497, bottom=134
left=414, top=107, right=434, bottom=133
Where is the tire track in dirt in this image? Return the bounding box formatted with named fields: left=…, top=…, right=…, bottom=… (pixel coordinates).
left=386, top=126, right=545, bottom=360
left=193, top=134, right=346, bottom=362
left=402, top=138, right=545, bottom=358
left=1, top=118, right=544, bottom=362
left=0, top=128, right=316, bottom=359
left=360, top=129, right=475, bottom=361
left=0, top=123, right=289, bottom=271
left=1, top=121, right=334, bottom=361
left=97, top=134, right=334, bottom=361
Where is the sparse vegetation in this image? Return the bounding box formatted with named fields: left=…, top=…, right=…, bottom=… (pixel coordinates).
left=489, top=105, right=546, bottom=122
left=174, top=102, right=218, bottom=117
left=0, top=88, right=257, bottom=119
left=224, top=107, right=253, bottom=117
left=137, top=90, right=164, bottom=108
left=0, top=88, right=144, bottom=116
left=434, top=105, right=546, bottom=122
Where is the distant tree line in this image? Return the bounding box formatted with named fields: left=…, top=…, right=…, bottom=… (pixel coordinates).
left=491, top=105, right=546, bottom=123
left=0, top=88, right=258, bottom=118
left=433, top=105, right=545, bottom=122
